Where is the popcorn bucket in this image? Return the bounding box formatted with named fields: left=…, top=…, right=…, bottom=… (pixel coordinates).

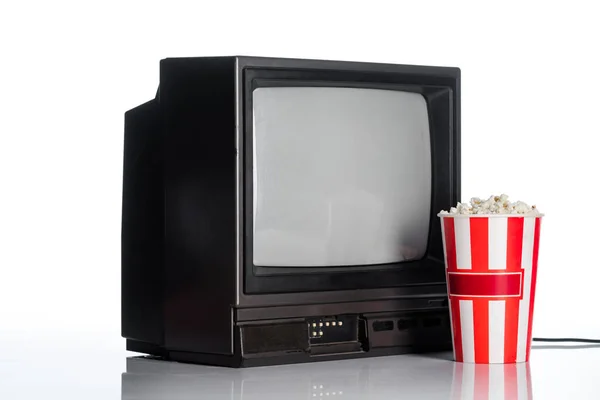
left=438, top=214, right=543, bottom=363
left=450, top=362, right=533, bottom=399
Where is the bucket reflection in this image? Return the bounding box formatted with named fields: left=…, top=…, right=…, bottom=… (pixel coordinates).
left=450, top=362, right=533, bottom=400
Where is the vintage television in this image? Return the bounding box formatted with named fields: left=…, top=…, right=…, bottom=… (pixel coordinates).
left=122, top=56, right=460, bottom=367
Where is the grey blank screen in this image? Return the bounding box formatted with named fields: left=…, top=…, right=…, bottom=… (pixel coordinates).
left=252, top=87, right=431, bottom=267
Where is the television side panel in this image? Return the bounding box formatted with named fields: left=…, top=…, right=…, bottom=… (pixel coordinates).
left=122, top=99, right=165, bottom=346
left=161, top=57, right=238, bottom=355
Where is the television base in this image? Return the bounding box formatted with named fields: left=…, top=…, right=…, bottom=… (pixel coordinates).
left=127, top=339, right=452, bottom=368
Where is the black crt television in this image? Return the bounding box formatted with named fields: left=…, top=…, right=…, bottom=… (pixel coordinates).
left=122, top=56, right=460, bottom=367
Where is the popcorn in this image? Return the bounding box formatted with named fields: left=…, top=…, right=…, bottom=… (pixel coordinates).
left=439, top=194, right=541, bottom=215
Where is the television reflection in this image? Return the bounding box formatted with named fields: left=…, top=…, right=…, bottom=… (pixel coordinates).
left=122, top=355, right=532, bottom=400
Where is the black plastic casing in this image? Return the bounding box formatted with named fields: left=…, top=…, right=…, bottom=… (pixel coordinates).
left=122, top=56, right=460, bottom=367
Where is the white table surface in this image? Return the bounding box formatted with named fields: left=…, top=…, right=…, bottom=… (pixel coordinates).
left=1, top=332, right=599, bottom=399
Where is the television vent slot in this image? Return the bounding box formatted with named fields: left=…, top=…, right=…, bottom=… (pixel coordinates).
left=372, top=320, right=394, bottom=332
left=397, top=319, right=416, bottom=331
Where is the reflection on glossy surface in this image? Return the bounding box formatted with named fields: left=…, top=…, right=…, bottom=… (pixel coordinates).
left=450, top=362, right=532, bottom=400
left=121, top=354, right=533, bottom=400
left=3, top=333, right=599, bottom=399
left=122, top=354, right=453, bottom=400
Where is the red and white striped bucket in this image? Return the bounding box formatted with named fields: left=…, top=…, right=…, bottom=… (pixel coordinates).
left=451, top=362, right=533, bottom=399
left=438, top=214, right=543, bottom=363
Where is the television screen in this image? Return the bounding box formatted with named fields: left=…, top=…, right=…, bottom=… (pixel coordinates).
left=252, top=87, right=432, bottom=267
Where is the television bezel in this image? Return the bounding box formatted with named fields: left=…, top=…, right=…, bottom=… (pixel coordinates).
left=237, top=58, right=460, bottom=297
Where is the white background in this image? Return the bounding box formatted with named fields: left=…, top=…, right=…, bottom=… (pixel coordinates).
left=1, top=0, right=599, bottom=351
